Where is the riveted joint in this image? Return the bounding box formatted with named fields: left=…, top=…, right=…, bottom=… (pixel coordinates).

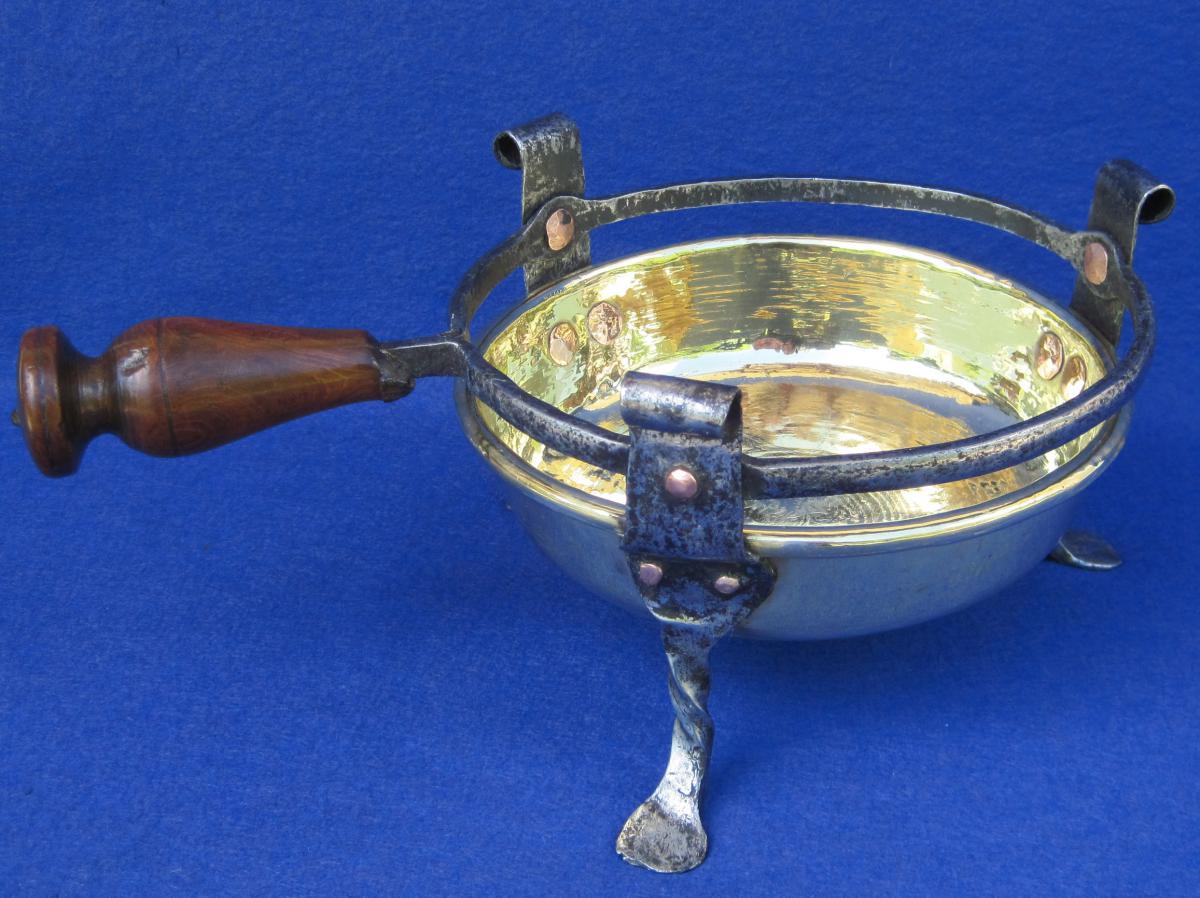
left=637, top=560, right=665, bottom=588
left=1083, top=241, right=1110, bottom=286
left=713, top=575, right=741, bottom=596
left=545, top=208, right=575, bottom=251
left=664, top=466, right=700, bottom=501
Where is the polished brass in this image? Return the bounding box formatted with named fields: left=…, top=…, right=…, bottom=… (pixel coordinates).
left=474, top=236, right=1106, bottom=532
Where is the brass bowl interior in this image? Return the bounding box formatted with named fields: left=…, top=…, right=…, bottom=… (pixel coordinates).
left=475, top=236, right=1108, bottom=529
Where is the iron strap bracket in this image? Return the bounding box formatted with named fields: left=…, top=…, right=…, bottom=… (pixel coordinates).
left=1069, top=159, right=1174, bottom=346
left=615, top=372, right=776, bottom=873
left=620, top=372, right=775, bottom=626
left=493, top=113, right=592, bottom=295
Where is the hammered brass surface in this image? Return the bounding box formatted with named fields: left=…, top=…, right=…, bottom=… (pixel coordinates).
left=476, top=237, right=1107, bottom=529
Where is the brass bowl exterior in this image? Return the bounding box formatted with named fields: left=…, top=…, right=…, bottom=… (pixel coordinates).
left=457, top=236, right=1125, bottom=639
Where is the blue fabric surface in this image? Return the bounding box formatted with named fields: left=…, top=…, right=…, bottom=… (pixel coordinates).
left=2, top=2, right=1197, bottom=895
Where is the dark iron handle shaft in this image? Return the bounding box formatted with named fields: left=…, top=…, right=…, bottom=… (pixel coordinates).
left=16, top=317, right=412, bottom=477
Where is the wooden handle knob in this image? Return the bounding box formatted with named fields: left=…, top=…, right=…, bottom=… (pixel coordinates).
left=16, top=317, right=408, bottom=477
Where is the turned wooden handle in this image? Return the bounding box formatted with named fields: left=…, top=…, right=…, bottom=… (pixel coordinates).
left=16, top=317, right=409, bottom=477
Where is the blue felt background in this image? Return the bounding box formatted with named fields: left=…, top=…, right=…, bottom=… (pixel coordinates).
left=2, top=2, right=1197, bottom=896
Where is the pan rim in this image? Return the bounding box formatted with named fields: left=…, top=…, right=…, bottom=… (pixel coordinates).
left=458, top=234, right=1127, bottom=547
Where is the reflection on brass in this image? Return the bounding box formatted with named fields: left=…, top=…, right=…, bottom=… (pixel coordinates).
left=479, top=237, right=1106, bottom=529
left=1062, top=355, right=1088, bottom=399
left=587, top=301, right=623, bottom=344
left=547, top=322, right=578, bottom=366
left=1035, top=331, right=1065, bottom=380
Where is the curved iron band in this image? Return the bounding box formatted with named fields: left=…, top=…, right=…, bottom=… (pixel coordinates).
left=414, top=177, right=1153, bottom=500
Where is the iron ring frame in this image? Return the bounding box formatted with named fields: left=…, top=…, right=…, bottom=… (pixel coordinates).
left=382, top=176, right=1156, bottom=501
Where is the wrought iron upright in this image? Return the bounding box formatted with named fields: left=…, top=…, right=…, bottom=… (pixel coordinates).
left=615, top=372, right=777, bottom=872
left=1068, top=159, right=1174, bottom=346
left=493, top=112, right=592, bottom=294
left=1050, top=159, right=1174, bottom=571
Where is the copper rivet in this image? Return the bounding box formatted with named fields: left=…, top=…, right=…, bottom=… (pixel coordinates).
left=545, top=209, right=575, bottom=252
left=1083, top=242, right=1109, bottom=285
left=547, top=322, right=578, bottom=366
left=664, top=466, right=699, bottom=501
left=586, top=301, right=622, bottom=344
left=1034, top=331, right=1064, bottom=380
left=1061, top=355, right=1088, bottom=399
left=637, top=562, right=663, bottom=587
left=714, top=575, right=740, bottom=595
